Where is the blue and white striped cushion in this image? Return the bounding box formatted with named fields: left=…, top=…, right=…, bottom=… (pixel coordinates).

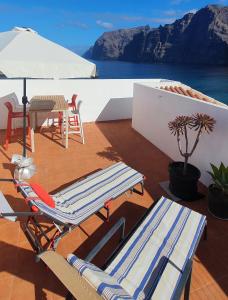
left=16, top=162, right=143, bottom=225
left=67, top=198, right=205, bottom=300
left=105, top=197, right=206, bottom=300
left=67, top=254, right=134, bottom=300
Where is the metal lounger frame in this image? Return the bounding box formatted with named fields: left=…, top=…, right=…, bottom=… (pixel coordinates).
left=0, top=178, right=144, bottom=254
left=71, top=201, right=207, bottom=300
left=39, top=200, right=207, bottom=300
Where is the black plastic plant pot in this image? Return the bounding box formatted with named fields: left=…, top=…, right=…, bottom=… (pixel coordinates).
left=208, top=185, right=228, bottom=220
left=169, top=161, right=201, bottom=201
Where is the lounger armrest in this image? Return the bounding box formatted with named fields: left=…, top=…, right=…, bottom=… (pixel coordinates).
left=0, top=191, right=17, bottom=221
left=85, top=217, right=125, bottom=263
left=172, top=259, right=193, bottom=300
left=39, top=251, right=102, bottom=300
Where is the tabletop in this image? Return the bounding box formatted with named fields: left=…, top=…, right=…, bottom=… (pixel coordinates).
left=29, top=95, right=68, bottom=112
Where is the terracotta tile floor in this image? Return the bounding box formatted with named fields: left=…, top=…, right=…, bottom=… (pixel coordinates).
left=0, top=120, right=227, bottom=299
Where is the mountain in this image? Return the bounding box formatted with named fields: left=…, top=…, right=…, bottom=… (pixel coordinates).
left=85, top=5, right=228, bottom=65
left=83, top=46, right=94, bottom=59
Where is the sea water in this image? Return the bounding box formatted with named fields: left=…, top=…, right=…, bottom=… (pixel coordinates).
left=92, top=60, right=228, bottom=105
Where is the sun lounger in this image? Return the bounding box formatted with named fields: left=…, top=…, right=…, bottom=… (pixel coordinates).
left=40, top=197, right=207, bottom=300
left=0, top=162, right=144, bottom=253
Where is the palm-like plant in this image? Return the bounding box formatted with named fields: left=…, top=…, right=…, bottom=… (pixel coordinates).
left=168, top=113, right=216, bottom=175
left=208, top=163, right=228, bottom=194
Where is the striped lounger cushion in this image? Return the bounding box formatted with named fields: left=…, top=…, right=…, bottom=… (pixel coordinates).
left=67, top=197, right=206, bottom=300
left=67, top=255, right=133, bottom=300
left=16, top=162, right=143, bottom=225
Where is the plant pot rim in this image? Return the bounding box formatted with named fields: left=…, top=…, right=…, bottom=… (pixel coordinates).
left=208, top=184, right=228, bottom=194
left=169, top=161, right=198, bottom=168
left=208, top=208, right=228, bottom=221
left=169, top=161, right=201, bottom=178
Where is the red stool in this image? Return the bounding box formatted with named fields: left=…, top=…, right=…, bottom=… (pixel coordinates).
left=59, top=94, right=79, bottom=131
left=68, top=94, right=79, bottom=126
left=4, top=101, right=31, bottom=150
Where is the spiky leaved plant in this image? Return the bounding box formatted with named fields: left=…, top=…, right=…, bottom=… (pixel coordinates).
left=168, top=113, right=216, bottom=175
left=208, top=163, right=228, bottom=194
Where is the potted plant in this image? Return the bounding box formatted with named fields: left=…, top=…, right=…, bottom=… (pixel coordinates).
left=208, top=163, right=228, bottom=219
left=168, top=113, right=215, bottom=201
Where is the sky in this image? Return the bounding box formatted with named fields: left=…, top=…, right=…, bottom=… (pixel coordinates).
left=0, top=0, right=227, bottom=54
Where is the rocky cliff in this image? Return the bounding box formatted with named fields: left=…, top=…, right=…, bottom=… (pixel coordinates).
left=85, top=5, right=228, bottom=65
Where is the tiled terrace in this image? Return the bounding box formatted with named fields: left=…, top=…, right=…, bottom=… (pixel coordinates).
left=0, top=120, right=227, bottom=300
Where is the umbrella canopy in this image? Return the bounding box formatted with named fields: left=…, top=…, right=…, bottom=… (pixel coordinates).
left=0, top=27, right=96, bottom=160
left=0, top=27, right=96, bottom=78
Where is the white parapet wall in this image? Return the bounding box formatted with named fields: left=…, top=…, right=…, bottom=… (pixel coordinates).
left=132, top=82, right=228, bottom=186
left=0, top=78, right=174, bottom=129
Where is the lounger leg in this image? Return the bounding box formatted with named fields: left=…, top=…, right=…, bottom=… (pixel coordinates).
left=23, top=216, right=52, bottom=254
left=132, top=181, right=144, bottom=196
left=105, top=206, right=110, bottom=222
left=104, top=200, right=111, bottom=221
left=141, top=181, right=144, bottom=195
left=23, top=218, right=44, bottom=253
left=32, top=217, right=50, bottom=243
left=184, top=268, right=192, bottom=300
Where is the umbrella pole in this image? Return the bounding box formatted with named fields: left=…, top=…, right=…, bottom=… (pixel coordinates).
left=22, top=78, right=28, bottom=157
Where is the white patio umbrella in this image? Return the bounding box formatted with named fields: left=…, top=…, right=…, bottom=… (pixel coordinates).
left=0, top=27, right=96, bottom=180
left=0, top=27, right=96, bottom=79
left=0, top=27, right=96, bottom=159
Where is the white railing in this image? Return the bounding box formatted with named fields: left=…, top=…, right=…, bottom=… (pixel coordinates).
left=132, top=83, right=228, bottom=186
left=0, top=78, right=169, bottom=129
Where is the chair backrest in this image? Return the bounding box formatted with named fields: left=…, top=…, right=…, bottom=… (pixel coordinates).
left=69, top=94, right=77, bottom=109
left=4, top=101, right=14, bottom=115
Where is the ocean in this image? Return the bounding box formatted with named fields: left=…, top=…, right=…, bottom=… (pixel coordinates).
left=92, top=60, right=228, bottom=105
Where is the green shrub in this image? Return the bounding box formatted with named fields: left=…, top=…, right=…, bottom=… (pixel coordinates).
left=208, top=163, right=228, bottom=194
